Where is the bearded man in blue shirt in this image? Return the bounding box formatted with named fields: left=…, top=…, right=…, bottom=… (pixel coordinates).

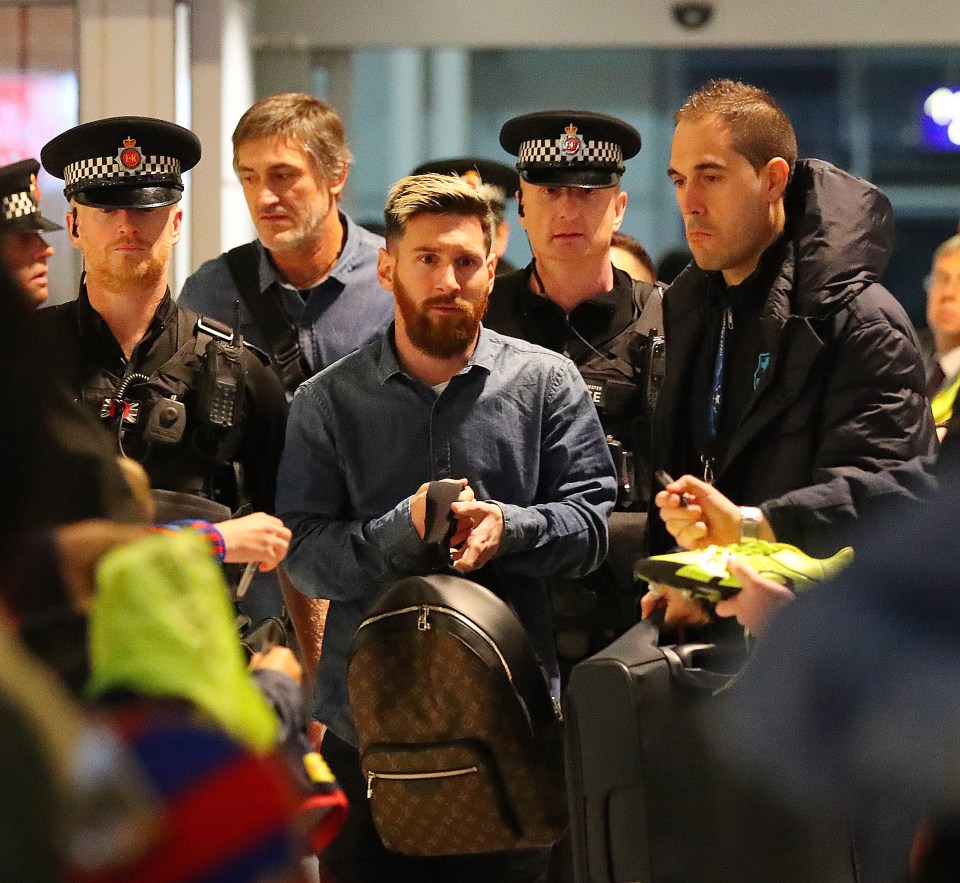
left=276, top=172, right=616, bottom=882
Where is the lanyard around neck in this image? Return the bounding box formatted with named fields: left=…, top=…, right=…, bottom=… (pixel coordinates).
left=703, top=305, right=733, bottom=483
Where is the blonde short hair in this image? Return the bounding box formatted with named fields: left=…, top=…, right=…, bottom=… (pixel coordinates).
left=933, top=234, right=960, bottom=265
left=384, top=174, right=495, bottom=253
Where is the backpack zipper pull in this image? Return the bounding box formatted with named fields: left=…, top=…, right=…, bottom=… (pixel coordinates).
left=366, top=770, right=375, bottom=798
left=418, top=606, right=431, bottom=631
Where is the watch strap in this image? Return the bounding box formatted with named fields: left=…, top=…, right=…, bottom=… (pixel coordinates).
left=738, top=505, right=763, bottom=541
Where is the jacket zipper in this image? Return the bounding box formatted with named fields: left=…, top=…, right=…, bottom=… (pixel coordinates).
left=366, top=765, right=478, bottom=798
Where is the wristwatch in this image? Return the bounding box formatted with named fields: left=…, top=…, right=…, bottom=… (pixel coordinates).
left=738, top=506, right=763, bottom=541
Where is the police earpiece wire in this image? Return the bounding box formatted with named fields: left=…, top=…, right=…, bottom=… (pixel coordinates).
left=112, top=371, right=151, bottom=459
left=528, top=253, right=634, bottom=382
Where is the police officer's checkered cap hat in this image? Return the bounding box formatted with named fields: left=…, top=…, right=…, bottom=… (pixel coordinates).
left=0, top=158, right=62, bottom=233
left=500, top=110, right=641, bottom=189
left=410, top=157, right=520, bottom=211
left=41, top=116, right=201, bottom=210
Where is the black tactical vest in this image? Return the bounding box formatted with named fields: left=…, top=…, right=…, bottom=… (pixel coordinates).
left=51, top=303, right=250, bottom=515
left=573, top=280, right=664, bottom=511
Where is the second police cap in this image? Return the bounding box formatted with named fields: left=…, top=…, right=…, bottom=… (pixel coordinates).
left=410, top=157, right=520, bottom=213
left=41, top=116, right=201, bottom=210
left=0, top=158, right=62, bottom=232
left=500, top=110, right=641, bottom=189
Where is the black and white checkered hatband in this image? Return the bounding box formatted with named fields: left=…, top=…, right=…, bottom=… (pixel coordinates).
left=62, top=153, right=182, bottom=199
left=517, top=136, right=623, bottom=169
left=1, top=188, right=40, bottom=224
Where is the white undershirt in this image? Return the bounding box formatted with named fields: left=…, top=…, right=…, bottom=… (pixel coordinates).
left=937, top=345, right=960, bottom=382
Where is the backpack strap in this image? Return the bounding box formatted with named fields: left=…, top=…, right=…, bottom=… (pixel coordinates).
left=223, top=242, right=311, bottom=394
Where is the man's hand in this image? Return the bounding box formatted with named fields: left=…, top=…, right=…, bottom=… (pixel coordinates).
left=217, top=512, right=291, bottom=571
left=640, top=583, right=712, bottom=628
left=407, top=480, right=499, bottom=571
left=714, top=558, right=795, bottom=636
left=448, top=500, right=504, bottom=573
left=249, top=644, right=303, bottom=684
left=656, top=474, right=774, bottom=550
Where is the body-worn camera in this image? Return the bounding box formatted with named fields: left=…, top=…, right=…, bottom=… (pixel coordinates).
left=143, top=395, right=187, bottom=444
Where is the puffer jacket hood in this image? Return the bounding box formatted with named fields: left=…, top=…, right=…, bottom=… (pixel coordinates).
left=784, top=158, right=895, bottom=319
left=86, top=532, right=280, bottom=753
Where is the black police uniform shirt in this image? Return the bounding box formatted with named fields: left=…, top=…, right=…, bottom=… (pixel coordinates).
left=36, top=286, right=288, bottom=515
left=486, top=263, right=639, bottom=359
left=487, top=262, right=654, bottom=517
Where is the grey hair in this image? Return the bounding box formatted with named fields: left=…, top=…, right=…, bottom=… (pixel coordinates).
left=232, top=92, right=352, bottom=183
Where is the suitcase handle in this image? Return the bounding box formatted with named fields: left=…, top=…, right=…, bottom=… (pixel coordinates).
left=661, top=643, right=746, bottom=691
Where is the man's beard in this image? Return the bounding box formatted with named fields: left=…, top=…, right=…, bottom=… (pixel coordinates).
left=264, top=193, right=330, bottom=254
left=94, top=242, right=169, bottom=291
left=394, top=275, right=488, bottom=359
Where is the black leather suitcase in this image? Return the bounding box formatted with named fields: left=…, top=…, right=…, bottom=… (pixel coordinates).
left=563, top=620, right=858, bottom=883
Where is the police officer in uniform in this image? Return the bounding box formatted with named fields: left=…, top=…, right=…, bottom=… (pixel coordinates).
left=0, top=158, right=60, bottom=306
left=410, top=157, right=520, bottom=273
left=487, top=110, right=663, bottom=673
left=36, top=116, right=290, bottom=578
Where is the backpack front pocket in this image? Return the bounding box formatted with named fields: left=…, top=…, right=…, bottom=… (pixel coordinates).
left=362, top=740, right=520, bottom=855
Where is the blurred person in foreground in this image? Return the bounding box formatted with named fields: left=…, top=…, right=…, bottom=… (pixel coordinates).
left=718, top=471, right=960, bottom=883
left=78, top=530, right=307, bottom=882
left=0, top=262, right=158, bottom=881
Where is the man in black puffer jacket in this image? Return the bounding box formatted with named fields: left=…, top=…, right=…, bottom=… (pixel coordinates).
left=638, top=78, right=937, bottom=883
left=644, top=79, right=936, bottom=634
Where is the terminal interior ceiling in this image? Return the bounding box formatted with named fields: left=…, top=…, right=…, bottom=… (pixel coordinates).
left=2, top=0, right=959, bottom=325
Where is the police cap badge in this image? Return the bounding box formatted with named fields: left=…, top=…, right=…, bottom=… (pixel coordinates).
left=499, top=110, right=641, bottom=189
left=41, top=116, right=201, bottom=209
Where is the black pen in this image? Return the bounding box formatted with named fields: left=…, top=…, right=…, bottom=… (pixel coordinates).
left=655, top=470, right=689, bottom=508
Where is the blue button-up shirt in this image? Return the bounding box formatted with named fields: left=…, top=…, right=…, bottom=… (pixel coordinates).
left=276, top=325, right=617, bottom=742
left=178, top=213, right=393, bottom=378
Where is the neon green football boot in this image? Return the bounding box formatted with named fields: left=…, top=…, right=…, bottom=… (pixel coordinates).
left=634, top=539, right=854, bottom=603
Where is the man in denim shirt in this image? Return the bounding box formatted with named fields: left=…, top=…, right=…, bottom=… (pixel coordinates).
left=276, top=173, right=616, bottom=881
